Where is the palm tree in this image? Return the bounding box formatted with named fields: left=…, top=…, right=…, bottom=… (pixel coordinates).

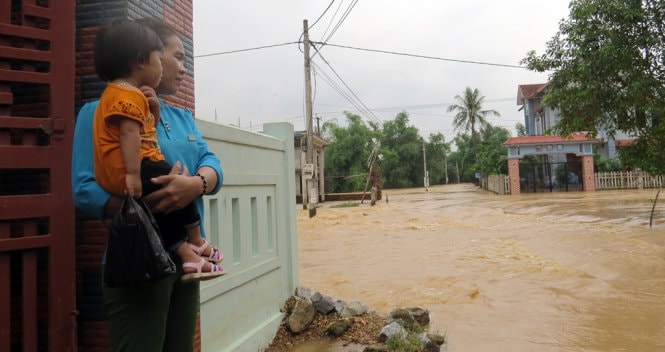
left=447, top=87, right=500, bottom=142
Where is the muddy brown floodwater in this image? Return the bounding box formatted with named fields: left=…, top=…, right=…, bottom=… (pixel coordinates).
left=296, top=184, right=665, bottom=352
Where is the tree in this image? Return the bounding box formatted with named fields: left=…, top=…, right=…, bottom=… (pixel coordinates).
left=378, top=112, right=425, bottom=189
left=447, top=87, right=500, bottom=143
left=521, top=0, right=665, bottom=175
left=425, top=132, right=452, bottom=185
left=321, top=112, right=378, bottom=193
left=447, top=124, right=510, bottom=182
left=474, top=125, right=510, bottom=176
left=515, top=122, right=527, bottom=137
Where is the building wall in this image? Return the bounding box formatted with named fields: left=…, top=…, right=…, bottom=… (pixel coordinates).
left=75, top=0, right=195, bottom=112
left=75, top=2, right=298, bottom=352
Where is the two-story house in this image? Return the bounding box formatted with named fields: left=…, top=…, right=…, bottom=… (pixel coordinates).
left=503, top=83, right=597, bottom=194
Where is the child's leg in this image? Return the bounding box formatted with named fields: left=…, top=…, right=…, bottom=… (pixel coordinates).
left=174, top=241, right=225, bottom=282
left=174, top=242, right=208, bottom=271
left=186, top=225, right=223, bottom=263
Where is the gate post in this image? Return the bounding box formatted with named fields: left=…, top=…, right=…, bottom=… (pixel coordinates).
left=582, top=155, right=595, bottom=191
left=508, top=158, right=521, bottom=195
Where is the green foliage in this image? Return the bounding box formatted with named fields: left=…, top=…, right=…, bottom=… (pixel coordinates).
left=447, top=87, right=500, bottom=143
left=619, top=122, right=665, bottom=174
left=321, top=106, right=507, bottom=190
left=515, top=122, right=527, bottom=137
left=474, top=125, right=511, bottom=175
left=378, top=112, right=426, bottom=189
left=593, top=152, right=623, bottom=172
left=425, top=132, right=452, bottom=185
left=386, top=332, right=423, bottom=352
left=447, top=125, right=510, bottom=182
left=521, top=0, right=665, bottom=175
left=322, top=112, right=378, bottom=193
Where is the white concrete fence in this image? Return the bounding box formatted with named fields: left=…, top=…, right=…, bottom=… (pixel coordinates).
left=197, top=120, right=298, bottom=351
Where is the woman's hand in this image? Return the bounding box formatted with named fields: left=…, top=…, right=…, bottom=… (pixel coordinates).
left=143, top=161, right=201, bottom=214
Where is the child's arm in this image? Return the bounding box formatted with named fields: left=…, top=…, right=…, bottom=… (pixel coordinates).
left=119, top=117, right=143, bottom=198
left=141, top=86, right=161, bottom=123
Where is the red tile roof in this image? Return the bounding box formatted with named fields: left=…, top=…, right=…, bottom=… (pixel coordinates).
left=614, top=139, right=635, bottom=147
left=503, top=133, right=597, bottom=146
left=516, top=83, right=549, bottom=105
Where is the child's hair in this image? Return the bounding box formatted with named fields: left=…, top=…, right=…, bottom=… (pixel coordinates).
left=94, top=19, right=164, bottom=82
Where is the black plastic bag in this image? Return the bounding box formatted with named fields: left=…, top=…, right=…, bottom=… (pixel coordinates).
left=104, top=195, right=176, bottom=287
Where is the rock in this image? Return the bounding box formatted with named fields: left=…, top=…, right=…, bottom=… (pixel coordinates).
left=422, top=340, right=440, bottom=352
left=295, top=286, right=312, bottom=300
left=419, top=332, right=440, bottom=352
left=387, top=308, right=417, bottom=330
left=426, top=332, right=446, bottom=346
left=334, top=299, right=346, bottom=315
left=340, top=301, right=369, bottom=317
left=325, top=317, right=354, bottom=337
left=406, top=307, right=430, bottom=326
left=311, top=292, right=335, bottom=314
left=286, top=298, right=316, bottom=333
left=378, top=321, right=407, bottom=343
left=363, top=344, right=390, bottom=352
left=282, top=295, right=297, bottom=314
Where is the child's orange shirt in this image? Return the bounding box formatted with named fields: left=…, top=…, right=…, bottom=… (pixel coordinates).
left=93, top=83, right=164, bottom=196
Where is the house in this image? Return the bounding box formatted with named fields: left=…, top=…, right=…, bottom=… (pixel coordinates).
left=293, top=130, right=327, bottom=204
left=503, top=83, right=599, bottom=194
left=516, top=82, right=635, bottom=160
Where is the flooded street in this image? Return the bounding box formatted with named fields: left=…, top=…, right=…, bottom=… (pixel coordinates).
left=296, top=184, right=665, bottom=351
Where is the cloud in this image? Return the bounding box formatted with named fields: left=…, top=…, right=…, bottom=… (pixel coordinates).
left=193, top=0, right=569, bottom=140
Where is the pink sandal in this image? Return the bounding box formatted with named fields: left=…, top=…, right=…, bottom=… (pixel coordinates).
left=189, top=239, right=223, bottom=263
left=181, top=258, right=225, bottom=283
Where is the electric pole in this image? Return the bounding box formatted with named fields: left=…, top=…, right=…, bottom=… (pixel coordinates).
left=303, top=19, right=316, bottom=217
left=423, top=141, right=429, bottom=191
left=444, top=152, right=449, bottom=184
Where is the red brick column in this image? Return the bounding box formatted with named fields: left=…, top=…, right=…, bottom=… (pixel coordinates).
left=582, top=155, right=595, bottom=191
left=508, top=158, right=521, bottom=195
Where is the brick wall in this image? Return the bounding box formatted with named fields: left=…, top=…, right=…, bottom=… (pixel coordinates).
left=74, top=1, right=199, bottom=351
left=508, top=158, right=521, bottom=194
left=75, top=0, right=195, bottom=112
left=582, top=155, right=595, bottom=191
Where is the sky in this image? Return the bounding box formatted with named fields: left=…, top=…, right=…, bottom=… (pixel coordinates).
left=192, top=1, right=571, bottom=141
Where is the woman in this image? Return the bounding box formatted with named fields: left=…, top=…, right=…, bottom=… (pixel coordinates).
left=71, top=17, right=222, bottom=351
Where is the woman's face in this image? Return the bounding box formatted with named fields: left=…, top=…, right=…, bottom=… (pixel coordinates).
left=157, top=35, right=186, bottom=95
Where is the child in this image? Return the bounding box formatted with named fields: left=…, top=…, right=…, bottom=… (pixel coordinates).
left=92, top=19, right=224, bottom=282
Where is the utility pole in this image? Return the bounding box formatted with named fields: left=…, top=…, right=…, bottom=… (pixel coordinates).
left=303, top=19, right=317, bottom=217
left=423, top=141, right=429, bottom=191
left=444, top=152, right=449, bottom=184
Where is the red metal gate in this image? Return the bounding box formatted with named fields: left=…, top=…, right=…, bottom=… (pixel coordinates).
left=0, top=0, right=76, bottom=351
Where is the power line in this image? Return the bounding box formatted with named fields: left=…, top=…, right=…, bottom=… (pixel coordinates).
left=311, top=43, right=383, bottom=126
left=312, top=42, right=526, bottom=69
left=194, top=41, right=527, bottom=71
left=319, top=0, right=346, bottom=43
left=194, top=42, right=298, bottom=58
left=320, top=0, right=358, bottom=45
left=308, top=0, right=336, bottom=29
